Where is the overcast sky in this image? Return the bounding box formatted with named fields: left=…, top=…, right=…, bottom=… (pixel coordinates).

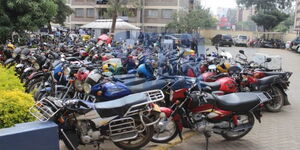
left=202, top=0, right=237, bottom=15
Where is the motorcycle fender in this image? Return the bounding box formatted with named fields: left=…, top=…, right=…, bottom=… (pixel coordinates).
left=160, top=107, right=183, bottom=131
left=4, top=58, right=14, bottom=65
left=275, top=85, right=290, bottom=105
left=24, top=67, right=35, bottom=73
left=28, top=72, right=44, bottom=80
left=16, top=63, right=24, bottom=68
left=252, top=109, right=262, bottom=123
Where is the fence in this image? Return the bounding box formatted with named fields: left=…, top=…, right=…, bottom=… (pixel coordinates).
left=0, top=121, right=59, bottom=150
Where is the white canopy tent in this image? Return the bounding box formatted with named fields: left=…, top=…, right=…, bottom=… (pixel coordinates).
left=81, top=19, right=140, bottom=30
left=81, top=19, right=140, bottom=42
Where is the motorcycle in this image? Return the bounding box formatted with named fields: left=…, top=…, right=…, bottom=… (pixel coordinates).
left=151, top=78, right=271, bottom=148
left=30, top=90, right=165, bottom=150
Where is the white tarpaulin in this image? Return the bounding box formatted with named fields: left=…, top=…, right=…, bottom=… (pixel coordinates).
left=81, top=19, right=140, bottom=30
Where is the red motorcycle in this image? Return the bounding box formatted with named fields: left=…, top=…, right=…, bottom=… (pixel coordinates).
left=152, top=81, right=271, bottom=147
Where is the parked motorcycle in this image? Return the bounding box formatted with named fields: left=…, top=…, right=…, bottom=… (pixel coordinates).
left=30, top=90, right=165, bottom=150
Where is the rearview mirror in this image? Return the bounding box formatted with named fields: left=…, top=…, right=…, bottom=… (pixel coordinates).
left=266, top=58, right=272, bottom=62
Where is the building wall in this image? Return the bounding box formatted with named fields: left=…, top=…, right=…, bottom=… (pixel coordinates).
left=65, top=0, right=200, bottom=32
left=294, top=0, right=300, bottom=32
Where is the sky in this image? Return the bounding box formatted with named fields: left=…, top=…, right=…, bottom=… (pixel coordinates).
left=201, top=0, right=237, bottom=15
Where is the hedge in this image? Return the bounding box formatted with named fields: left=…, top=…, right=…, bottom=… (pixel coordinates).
left=0, top=65, right=35, bottom=128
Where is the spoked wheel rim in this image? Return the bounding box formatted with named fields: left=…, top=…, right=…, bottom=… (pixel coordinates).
left=152, top=118, right=177, bottom=141
left=114, top=119, right=153, bottom=149
left=221, top=113, right=254, bottom=140
left=265, top=87, right=284, bottom=112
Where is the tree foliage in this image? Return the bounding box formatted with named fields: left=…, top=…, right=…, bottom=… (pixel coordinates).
left=237, top=0, right=294, bottom=10
left=0, top=0, right=73, bottom=44
left=274, top=13, right=295, bottom=32
left=52, top=0, right=73, bottom=25
left=167, top=7, right=217, bottom=33
left=251, top=10, right=289, bottom=31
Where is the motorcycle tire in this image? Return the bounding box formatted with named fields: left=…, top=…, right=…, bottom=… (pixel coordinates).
left=113, top=119, right=154, bottom=150
left=151, top=119, right=179, bottom=143
left=265, top=87, right=284, bottom=112
left=26, top=78, right=43, bottom=93
left=221, top=113, right=254, bottom=141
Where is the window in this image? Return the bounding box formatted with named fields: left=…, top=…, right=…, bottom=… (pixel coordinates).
left=86, top=8, right=95, bottom=17
left=162, top=9, right=173, bottom=18
left=75, top=8, right=84, bottom=17
left=147, top=9, right=159, bottom=18
left=98, top=8, right=107, bottom=19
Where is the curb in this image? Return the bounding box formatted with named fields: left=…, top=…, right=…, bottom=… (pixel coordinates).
left=149, top=131, right=197, bottom=150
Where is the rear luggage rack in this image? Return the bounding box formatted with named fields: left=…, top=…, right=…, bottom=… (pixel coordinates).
left=257, top=92, right=272, bottom=103
left=124, top=90, right=165, bottom=116
left=29, top=97, right=61, bottom=122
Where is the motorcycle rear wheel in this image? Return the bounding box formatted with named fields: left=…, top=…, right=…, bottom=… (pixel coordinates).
left=265, top=87, right=284, bottom=112
left=114, top=119, right=154, bottom=150
left=221, top=113, right=254, bottom=141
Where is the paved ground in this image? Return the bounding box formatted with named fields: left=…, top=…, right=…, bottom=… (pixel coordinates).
left=169, top=46, right=300, bottom=150
left=62, top=46, right=300, bottom=150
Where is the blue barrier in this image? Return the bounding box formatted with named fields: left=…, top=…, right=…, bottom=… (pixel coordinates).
left=0, top=121, right=59, bottom=150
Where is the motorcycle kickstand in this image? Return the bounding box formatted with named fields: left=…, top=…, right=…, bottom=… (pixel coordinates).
left=204, top=131, right=211, bottom=150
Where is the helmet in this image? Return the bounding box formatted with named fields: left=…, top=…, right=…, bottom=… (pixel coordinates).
left=217, top=63, right=231, bottom=73
left=7, top=44, right=15, bottom=50
left=137, top=64, right=154, bottom=80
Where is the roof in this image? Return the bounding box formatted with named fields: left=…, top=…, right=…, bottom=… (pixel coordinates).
left=81, top=19, right=140, bottom=30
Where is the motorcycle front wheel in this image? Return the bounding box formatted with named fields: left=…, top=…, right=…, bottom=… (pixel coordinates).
left=114, top=119, right=154, bottom=150
left=221, top=113, right=255, bottom=141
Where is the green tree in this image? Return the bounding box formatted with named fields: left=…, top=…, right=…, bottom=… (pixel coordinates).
left=48, top=0, right=73, bottom=32
left=274, top=13, right=294, bottom=32
left=0, top=0, right=57, bottom=43
left=167, top=7, right=217, bottom=33
left=251, top=10, right=289, bottom=31
left=52, top=0, right=73, bottom=26
left=237, top=0, right=294, bottom=10
left=106, top=0, right=139, bottom=38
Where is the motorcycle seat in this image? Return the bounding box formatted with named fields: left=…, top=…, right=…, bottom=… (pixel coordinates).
left=215, top=92, right=260, bottom=112
left=95, top=92, right=148, bottom=118
left=113, top=74, right=136, bottom=80
left=257, top=75, right=279, bottom=85
left=128, top=80, right=168, bottom=94
left=122, top=78, right=147, bottom=86
left=199, top=81, right=220, bottom=91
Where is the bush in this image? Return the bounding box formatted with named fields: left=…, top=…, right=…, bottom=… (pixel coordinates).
left=0, top=90, right=35, bottom=128
left=0, top=66, right=24, bottom=91
left=0, top=65, right=35, bottom=128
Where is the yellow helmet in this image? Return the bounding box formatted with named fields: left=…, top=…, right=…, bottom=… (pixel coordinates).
left=217, top=63, right=231, bottom=73
left=7, top=44, right=15, bottom=50
left=82, top=35, right=91, bottom=41
left=102, top=64, right=109, bottom=72
left=184, top=50, right=195, bottom=56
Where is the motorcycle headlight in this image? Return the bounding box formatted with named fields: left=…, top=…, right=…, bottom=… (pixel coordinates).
left=20, top=54, right=26, bottom=60
left=83, top=83, right=92, bottom=94
left=63, top=67, right=71, bottom=76
left=12, top=53, right=17, bottom=58
left=74, top=80, right=83, bottom=91
left=33, top=63, right=40, bottom=70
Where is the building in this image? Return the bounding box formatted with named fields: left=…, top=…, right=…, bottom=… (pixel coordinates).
left=65, top=0, right=201, bottom=33
left=236, top=7, right=255, bottom=22
left=294, top=0, right=300, bottom=33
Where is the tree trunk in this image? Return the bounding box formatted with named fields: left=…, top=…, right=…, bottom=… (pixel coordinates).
left=47, top=21, right=52, bottom=33
left=110, top=13, right=118, bottom=39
